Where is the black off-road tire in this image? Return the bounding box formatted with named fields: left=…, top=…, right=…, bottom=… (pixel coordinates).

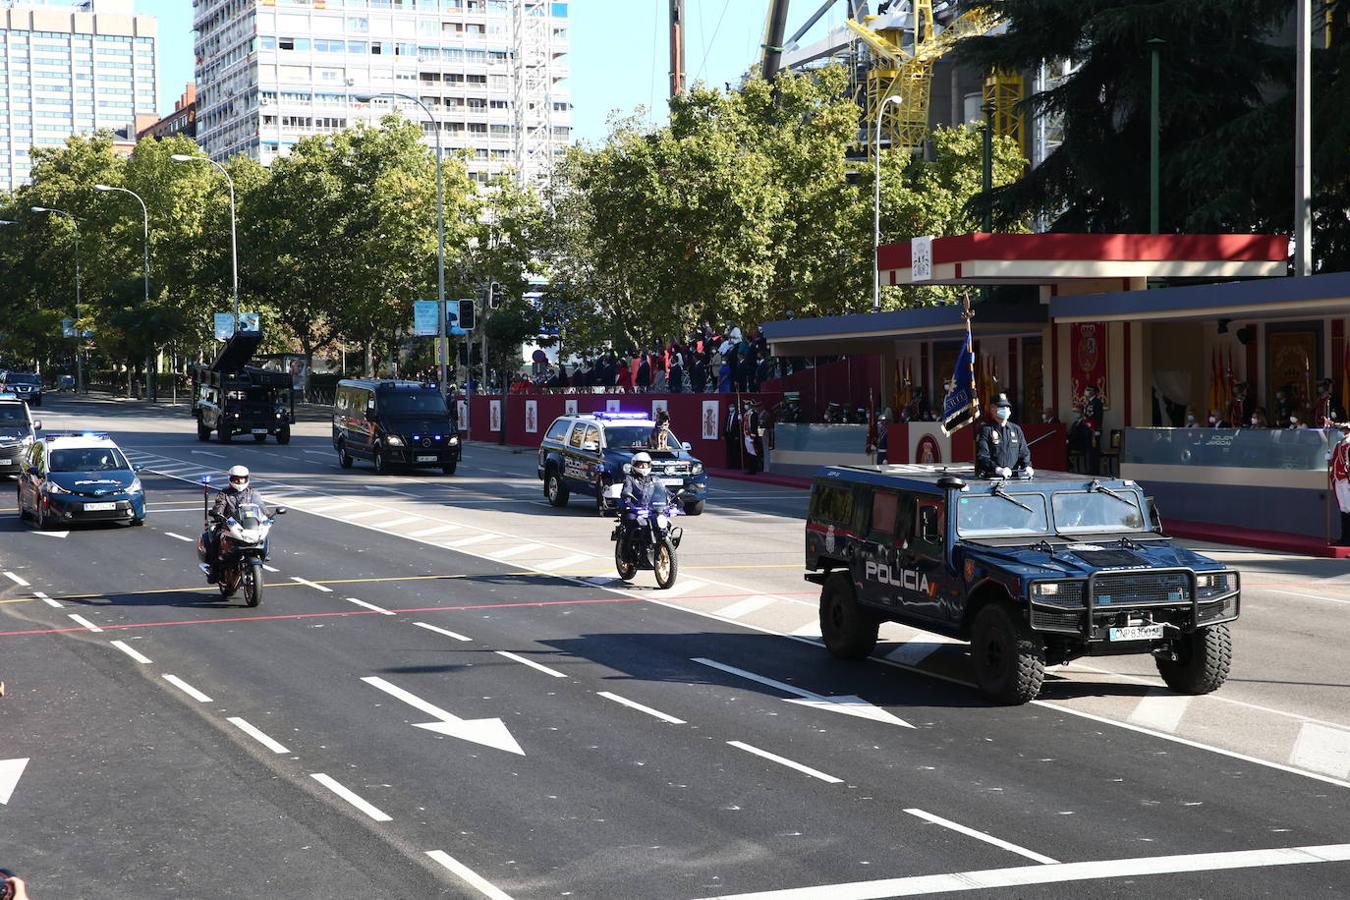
left=276, top=427, right=291, bottom=445
left=441, top=459, right=457, bottom=475
left=971, top=603, right=1046, bottom=705
left=196, top=419, right=211, bottom=441
left=684, top=499, right=705, bottom=516
left=338, top=443, right=353, bottom=469
left=374, top=448, right=389, bottom=475
left=819, top=572, right=879, bottom=660
left=1156, top=624, right=1232, bottom=694
left=545, top=469, right=569, bottom=507
left=244, top=563, right=264, bottom=608
left=217, top=425, right=232, bottom=443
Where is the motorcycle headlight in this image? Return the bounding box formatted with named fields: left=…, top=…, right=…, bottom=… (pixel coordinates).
left=385, top=435, right=404, bottom=447
left=127, top=477, right=143, bottom=494
left=44, top=481, right=71, bottom=495
left=448, top=435, right=459, bottom=445
left=690, top=463, right=704, bottom=476
left=656, top=513, right=670, bottom=529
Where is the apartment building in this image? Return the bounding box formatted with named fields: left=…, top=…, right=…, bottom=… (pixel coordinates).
left=0, top=0, right=158, bottom=192
left=193, top=0, right=571, bottom=185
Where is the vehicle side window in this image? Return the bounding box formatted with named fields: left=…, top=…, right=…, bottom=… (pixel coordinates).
left=912, top=496, right=946, bottom=560
left=567, top=423, right=585, bottom=449
left=28, top=443, right=43, bottom=470
left=868, top=490, right=899, bottom=544
left=811, top=484, right=854, bottom=526
left=544, top=418, right=570, bottom=442
left=580, top=425, right=600, bottom=452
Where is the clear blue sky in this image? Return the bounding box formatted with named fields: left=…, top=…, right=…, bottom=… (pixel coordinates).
left=145, top=0, right=843, bottom=143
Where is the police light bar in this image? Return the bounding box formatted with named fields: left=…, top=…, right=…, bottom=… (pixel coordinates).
left=593, top=411, right=649, bottom=420
left=43, top=431, right=110, bottom=441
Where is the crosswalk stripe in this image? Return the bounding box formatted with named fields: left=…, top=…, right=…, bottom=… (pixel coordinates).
left=1290, top=722, right=1350, bottom=778
left=445, top=533, right=495, bottom=548
left=654, top=579, right=705, bottom=598
left=370, top=516, right=422, bottom=530
left=532, top=553, right=591, bottom=571
left=410, top=523, right=458, bottom=538
left=341, top=509, right=383, bottom=521
left=790, top=619, right=822, bottom=638
left=715, top=595, right=779, bottom=619
left=487, top=543, right=544, bottom=560
left=1127, top=690, right=1193, bottom=733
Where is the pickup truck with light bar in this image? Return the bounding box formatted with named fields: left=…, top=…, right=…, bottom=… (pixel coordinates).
left=805, top=464, right=1239, bottom=704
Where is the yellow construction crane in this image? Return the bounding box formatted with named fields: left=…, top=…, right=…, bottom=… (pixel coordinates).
left=845, top=0, right=1006, bottom=157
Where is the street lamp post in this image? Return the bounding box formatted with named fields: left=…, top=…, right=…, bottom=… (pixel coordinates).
left=95, top=184, right=154, bottom=400
left=1148, top=38, right=1165, bottom=235
left=31, top=207, right=83, bottom=394
left=355, top=90, right=449, bottom=401
left=872, top=93, right=903, bottom=313
left=171, top=153, right=239, bottom=333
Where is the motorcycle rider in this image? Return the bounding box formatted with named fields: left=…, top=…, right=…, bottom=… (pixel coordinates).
left=619, top=452, right=668, bottom=545
left=202, top=465, right=265, bottom=582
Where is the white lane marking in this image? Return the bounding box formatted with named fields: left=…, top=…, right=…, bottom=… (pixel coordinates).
left=35, top=591, right=61, bottom=609
left=190, top=450, right=225, bottom=458
left=413, top=621, right=473, bottom=642
left=904, top=808, right=1059, bottom=865
left=67, top=614, right=102, bottom=633
left=290, top=576, right=333, bottom=593
left=446, top=533, right=495, bottom=548
left=790, top=619, right=822, bottom=639
left=1127, top=690, right=1193, bottom=734
left=1032, top=700, right=1350, bottom=791
left=585, top=576, right=619, bottom=586
left=656, top=578, right=705, bottom=598
left=341, top=509, right=384, bottom=521
left=1289, top=722, right=1350, bottom=778
left=1268, top=588, right=1350, bottom=607
left=532, top=553, right=592, bottom=571
left=262, top=564, right=279, bottom=573
left=347, top=597, right=395, bottom=616
left=306, top=500, right=361, bottom=514
left=309, top=773, right=392, bottom=822
left=162, top=674, right=213, bottom=703
left=692, top=657, right=914, bottom=728
left=110, top=640, right=151, bottom=664
left=227, top=717, right=291, bottom=754
left=486, top=543, right=543, bottom=560
left=715, top=595, right=779, bottom=619
left=410, top=523, right=458, bottom=538
left=371, top=516, right=423, bottom=530
left=425, top=850, right=514, bottom=900
left=302, top=449, right=330, bottom=456
left=0, top=757, right=29, bottom=805
left=163, top=532, right=194, bottom=543
left=727, top=740, right=842, bottom=784
left=693, top=843, right=1350, bottom=900
left=597, top=691, right=686, bottom=724
left=495, top=650, right=567, bottom=679
left=364, top=485, right=414, bottom=496
left=3, top=571, right=30, bottom=587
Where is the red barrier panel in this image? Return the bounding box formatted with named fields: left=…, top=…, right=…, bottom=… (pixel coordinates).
left=760, top=356, right=881, bottom=420
left=464, top=393, right=783, bottom=470
left=1022, top=423, right=1068, bottom=471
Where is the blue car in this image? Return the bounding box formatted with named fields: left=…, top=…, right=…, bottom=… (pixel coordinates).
left=16, top=433, right=146, bottom=529
left=537, top=412, right=708, bottom=515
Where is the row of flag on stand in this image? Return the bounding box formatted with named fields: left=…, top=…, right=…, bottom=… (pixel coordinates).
left=1208, top=347, right=1239, bottom=418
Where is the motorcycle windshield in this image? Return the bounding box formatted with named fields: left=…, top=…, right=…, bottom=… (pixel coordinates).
left=237, top=503, right=262, bottom=529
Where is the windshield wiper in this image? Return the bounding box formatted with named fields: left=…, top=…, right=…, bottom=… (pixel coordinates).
left=990, top=481, right=1035, bottom=513
left=1088, top=479, right=1137, bottom=508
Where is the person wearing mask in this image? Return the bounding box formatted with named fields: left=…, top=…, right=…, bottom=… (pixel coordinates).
left=1250, top=407, right=1269, bottom=429
left=616, top=354, right=633, bottom=393
left=1315, top=378, right=1342, bottom=426
left=1207, top=409, right=1228, bottom=428
left=202, top=466, right=265, bottom=583
left=1289, top=414, right=1305, bottom=430
left=668, top=348, right=685, bottom=394
left=1182, top=409, right=1200, bottom=428
left=976, top=394, right=1033, bottom=479
left=690, top=352, right=708, bottom=393
left=636, top=353, right=652, bottom=393
left=1041, top=408, right=1060, bottom=426
left=619, top=451, right=669, bottom=544
left=717, top=357, right=733, bottom=393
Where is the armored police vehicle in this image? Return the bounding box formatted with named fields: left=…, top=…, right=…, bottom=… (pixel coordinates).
left=537, top=411, right=707, bottom=515
left=806, top=464, right=1239, bottom=704
left=192, top=330, right=294, bottom=444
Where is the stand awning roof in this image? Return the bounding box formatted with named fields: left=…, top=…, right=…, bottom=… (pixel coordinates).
left=1050, top=270, right=1350, bottom=324
left=762, top=302, right=1045, bottom=356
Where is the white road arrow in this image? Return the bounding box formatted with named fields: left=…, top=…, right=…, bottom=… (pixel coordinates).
left=34, top=531, right=69, bottom=538
left=0, top=758, right=29, bottom=804
left=692, top=658, right=914, bottom=728
left=361, top=676, right=524, bottom=755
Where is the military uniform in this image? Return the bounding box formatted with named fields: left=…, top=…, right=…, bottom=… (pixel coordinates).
left=976, top=420, right=1031, bottom=478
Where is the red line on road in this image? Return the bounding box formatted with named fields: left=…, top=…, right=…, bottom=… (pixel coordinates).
left=0, top=588, right=786, bottom=637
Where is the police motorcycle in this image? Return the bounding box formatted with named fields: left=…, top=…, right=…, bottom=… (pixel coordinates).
left=611, top=463, right=688, bottom=590
left=195, top=475, right=286, bottom=607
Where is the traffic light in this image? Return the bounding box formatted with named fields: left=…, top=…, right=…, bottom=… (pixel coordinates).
left=457, top=298, right=476, bottom=331
left=488, top=281, right=502, bottom=309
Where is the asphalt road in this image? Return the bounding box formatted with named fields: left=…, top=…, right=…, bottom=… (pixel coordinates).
left=2, top=395, right=1349, bottom=899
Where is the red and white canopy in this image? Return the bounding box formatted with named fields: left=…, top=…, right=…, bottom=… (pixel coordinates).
left=879, top=233, right=1289, bottom=287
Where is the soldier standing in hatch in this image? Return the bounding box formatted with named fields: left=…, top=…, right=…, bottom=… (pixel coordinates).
left=976, top=394, right=1034, bottom=479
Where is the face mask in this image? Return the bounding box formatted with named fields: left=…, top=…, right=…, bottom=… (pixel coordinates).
left=1251, top=417, right=1259, bottom=426
left=1290, top=417, right=1299, bottom=426
left=1209, top=416, right=1217, bottom=425
left=1186, top=415, right=1195, bottom=424
left=996, top=408, right=1011, bottom=422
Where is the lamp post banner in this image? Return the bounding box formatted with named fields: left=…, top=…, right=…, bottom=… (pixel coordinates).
left=413, top=300, right=441, bottom=337
left=214, top=312, right=259, bottom=340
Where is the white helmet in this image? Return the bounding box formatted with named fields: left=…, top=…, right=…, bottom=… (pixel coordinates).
left=631, top=452, right=652, bottom=471
left=227, top=465, right=250, bottom=490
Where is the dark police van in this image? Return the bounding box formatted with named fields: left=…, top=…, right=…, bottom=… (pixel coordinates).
left=332, top=379, right=461, bottom=475
left=537, top=412, right=707, bottom=515
left=806, top=464, right=1239, bottom=704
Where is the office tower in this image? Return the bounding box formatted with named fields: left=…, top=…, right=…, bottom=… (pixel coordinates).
left=0, top=0, right=158, bottom=192
left=194, top=0, right=571, bottom=185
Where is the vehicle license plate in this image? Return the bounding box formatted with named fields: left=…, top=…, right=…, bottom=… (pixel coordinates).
left=1108, top=624, right=1164, bottom=642
left=251, top=428, right=268, bottom=435
left=0, top=459, right=11, bottom=466
left=417, top=455, right=437, bottom=462
left=84, top=502, right=117, bottom=512
left=662, top=478, right=684, bottom=487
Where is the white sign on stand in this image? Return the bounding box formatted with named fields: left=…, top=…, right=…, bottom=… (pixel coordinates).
left=702, top=400, right=720, bottom=440
left=456, top=399, right=469, bottom=430
left=911, top=236, right=934, bottom=282
left=564, top=399, right=578, bottom=416
left=489, top=400, right=502, bottom=432
left=524, top=399, right=538, bottom=433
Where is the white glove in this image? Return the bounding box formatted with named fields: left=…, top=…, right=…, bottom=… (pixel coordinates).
left=997, top=466, right=1012, bottom=478
left=1023, top=466, right=1035, bottom=478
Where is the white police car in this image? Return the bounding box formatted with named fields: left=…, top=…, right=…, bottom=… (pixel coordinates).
left=16, top=432, right=146, bottom=529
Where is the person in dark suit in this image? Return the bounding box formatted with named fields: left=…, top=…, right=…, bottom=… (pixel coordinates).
left=1083, top=384, right=1104, bottom=475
